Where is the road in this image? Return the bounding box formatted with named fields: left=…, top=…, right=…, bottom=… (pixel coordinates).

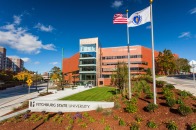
left=0, top=83, right=49, bottom=117
left=157, top=74, right=196, bottom=96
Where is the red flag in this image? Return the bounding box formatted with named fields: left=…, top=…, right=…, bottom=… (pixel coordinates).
left=113, top=14, right=128, bottom=24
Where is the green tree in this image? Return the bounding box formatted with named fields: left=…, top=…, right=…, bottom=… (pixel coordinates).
left=175, top=58, right=190, bottom=74
left=111, top=62, right=128, bottom=96
left=50, top=66, right=64, bottom=90
left=156, top=49, right=175, bottom=75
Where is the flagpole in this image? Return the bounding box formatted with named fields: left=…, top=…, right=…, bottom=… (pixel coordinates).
left=126, top=10, right=131, bottom=100
left=150, top=0, right=156, bottom=104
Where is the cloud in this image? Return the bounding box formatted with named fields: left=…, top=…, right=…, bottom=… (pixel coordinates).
left=13, top=15, right=21, bottom=25
left=34, top=61, right=40, bottom=65
left=49, top=62, right=58, bottom=65
left=0, top=16, right=56, bottom=54
left=111, top=1, right=123, bottom=9
left=7, top=55, right=20, bottom=59
left=189, top=7, right=196, bottom=14
left=34, top=23, right=54, bottom=32
left=146, top=25, right=151, bottom=29
left=21, top=57, right=30, bottom=62
left=178, top=32, right=191, bottom=39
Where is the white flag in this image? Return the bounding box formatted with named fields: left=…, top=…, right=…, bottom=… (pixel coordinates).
left=128, top=6, right=151, bottom=27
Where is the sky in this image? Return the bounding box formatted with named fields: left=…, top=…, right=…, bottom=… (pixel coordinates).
left=0, top=0, right=196, bottom=74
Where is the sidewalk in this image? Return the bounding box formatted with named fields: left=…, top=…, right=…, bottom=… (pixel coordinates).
left=0, top=86, right=92, bottom=121
left=157, top=76, right=196, bottom=96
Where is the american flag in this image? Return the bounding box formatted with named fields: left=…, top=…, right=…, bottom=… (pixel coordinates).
left=113, top=14, right=128, bottom=24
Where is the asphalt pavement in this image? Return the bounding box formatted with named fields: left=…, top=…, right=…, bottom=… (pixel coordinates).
left=157, top=75, right=196, bottom=96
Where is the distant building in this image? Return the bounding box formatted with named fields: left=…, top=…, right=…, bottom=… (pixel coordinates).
left=63, top=37, right=161, bottom=86
left=0, top=47, right=6, bottom=70
left=6, top=56, right=24, bottom=72
left=0, top=46, right=24, bottom=72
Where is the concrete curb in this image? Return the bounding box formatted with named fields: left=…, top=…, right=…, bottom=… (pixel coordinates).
left=0, top=109, right=28, bottom=122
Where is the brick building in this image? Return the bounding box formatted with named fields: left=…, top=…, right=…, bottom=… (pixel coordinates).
left=63, top=37, right=159, bottom=86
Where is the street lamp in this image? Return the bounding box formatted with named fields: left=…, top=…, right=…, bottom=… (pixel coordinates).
left=189, top=60, right=196, bottom=87
left=47, top=72, right=49, bottom=93
left=34, top=71, right=38, bottom=91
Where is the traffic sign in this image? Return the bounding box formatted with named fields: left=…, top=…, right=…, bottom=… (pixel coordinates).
left=26, top=79, right=33, bottom=87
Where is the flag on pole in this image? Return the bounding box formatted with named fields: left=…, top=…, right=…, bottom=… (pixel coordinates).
left=128, top=6, right=150, bottom=27
left=113, top=14, right=128, bottom=24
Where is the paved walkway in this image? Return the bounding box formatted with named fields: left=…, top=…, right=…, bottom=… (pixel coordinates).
left=157, top=76, right=196, bottom=96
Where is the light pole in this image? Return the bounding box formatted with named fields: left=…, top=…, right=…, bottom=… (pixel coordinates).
left=47, top=72, right=49, bottom=93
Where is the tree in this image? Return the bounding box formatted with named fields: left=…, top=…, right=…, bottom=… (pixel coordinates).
left=50, top=66, right=64, bottom=90
left=14, top=71, right=32, bottom=86
left=156, top=49, right=176, bottom=75
left=111, top=62, right=128, bottom=96
left=175, top=58, right=191, bottom=74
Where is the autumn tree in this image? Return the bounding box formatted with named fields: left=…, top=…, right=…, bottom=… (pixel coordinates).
left=111, top=62, right=128, bottom=96
left=156, top=49, right=176, bottom=75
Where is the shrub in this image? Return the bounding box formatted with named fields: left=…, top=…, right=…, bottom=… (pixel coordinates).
left=83, top=112, right=89, bottom=118
left=166, top=121, right=178, bottom=130
left=119, top=118, right=126, bottom=126
left=130, top=123, right=140, bottom=130
left=89, top=116, right=95, bottom=123
left=190, top=123, right=196, bottom=130
left=178, top=104, right=192, bottom=116
left=145, top=103, right=158, bottom=112
left=163, top=88, right=174, bottom=99
left=113, top=115, right=119, bottom=120
left=145, top=92, right=153, bottom=99
left=125, top=103, right=137, bottom=113
left=166, top=97, right=176, bottom=107
left=147, top=120, right=157, bottom=128
left=103, top=109, right=113, bottom=116
left=96, top=106, right=103, bottom=112
left=130, top=97, right=138, bottom=104
left=156, top=80, right=165, bottom=87
left=176, top=98, right=184, bottom=104
left=179, top=90, right=192, bottom=98
left=165, top=84, right=175, bottom=89
left=135, top=116, right=142, bottom=123
left=104, top=125, right=111, bottom=130
left=80, top=123, right=87, bottom=128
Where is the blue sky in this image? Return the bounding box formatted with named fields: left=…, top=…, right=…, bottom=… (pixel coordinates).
left=0, top=0, right=196, bottom=74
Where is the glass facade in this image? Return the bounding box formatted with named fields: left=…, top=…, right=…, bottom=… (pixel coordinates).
left=79, top=43, right=97, bottom=86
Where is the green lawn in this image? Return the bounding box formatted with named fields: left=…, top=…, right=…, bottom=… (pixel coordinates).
left=60, top=87, right=116, bottom=101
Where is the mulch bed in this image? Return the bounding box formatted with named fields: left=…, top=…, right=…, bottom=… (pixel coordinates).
left=0, top=86, right=195, bottom=130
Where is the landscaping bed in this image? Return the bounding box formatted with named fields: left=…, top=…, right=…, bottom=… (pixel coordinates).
left=0, top=83, right=195, bottom=130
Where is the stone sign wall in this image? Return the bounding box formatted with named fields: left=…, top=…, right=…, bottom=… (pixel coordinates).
left=29, top=100, right=114, bottom=112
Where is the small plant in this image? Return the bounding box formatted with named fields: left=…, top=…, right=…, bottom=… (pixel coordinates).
left=166, top=97, right=176, bottom=107
left=114, top=102, right=121, bottom=109
left=130, top=122, right=140, bottom=130
left=145, top=103, right=158, bottom=112
left=57, top=117, right=63, bottom=124
left=130, top=97, right=138, bottom=104
left=165, top=84, right=175, bottom=89
left=83, top=112, right=89, bottom=118
left=104, top=125, right=111, bottom=130
left=103, top=109, right=113, bottom=116
left=178, top=104, right=192, bottom=116
left=125, top=103, right=137, bottom=113
left=29, top=113, right=38, bottom=121
left=80, top=122, right=87, bottom=128
left=176, top=98, right=184, bottom=104
left=69, top=119, right=74, bottom=124
left=147, top=120, right=157, bottom=128
left=53, top=115, right=60, bottom=122
left=66, top=114, right=71, bottom=119
left=89, top=116, right=95, bottom=123
left=113, top=115, right=119, bottom=120
left=100, top=117, right=105, bottom=124
left=179, top=90, right=192, bottom=98
left=190, top=123, right=196, bottom=130
left=43, top=114, right=51, bottom=122
left=65, top=125, right=73, bottom=130
left=73, top=112, right=82, bottom=119
left=34, top=116, right=42, bottom=122
left=166, top=121, right=178, bottom=130
left=135, top=116, right=142, bottom=123
left=145, top=92, right=153, bottom=99
left=96, top=106, right=103, bottom=112
left=119, top=118, right=126, bottom=126
left=23, top=113, right=29, bottom=119
left=156, top=80, right=165, bottom=87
